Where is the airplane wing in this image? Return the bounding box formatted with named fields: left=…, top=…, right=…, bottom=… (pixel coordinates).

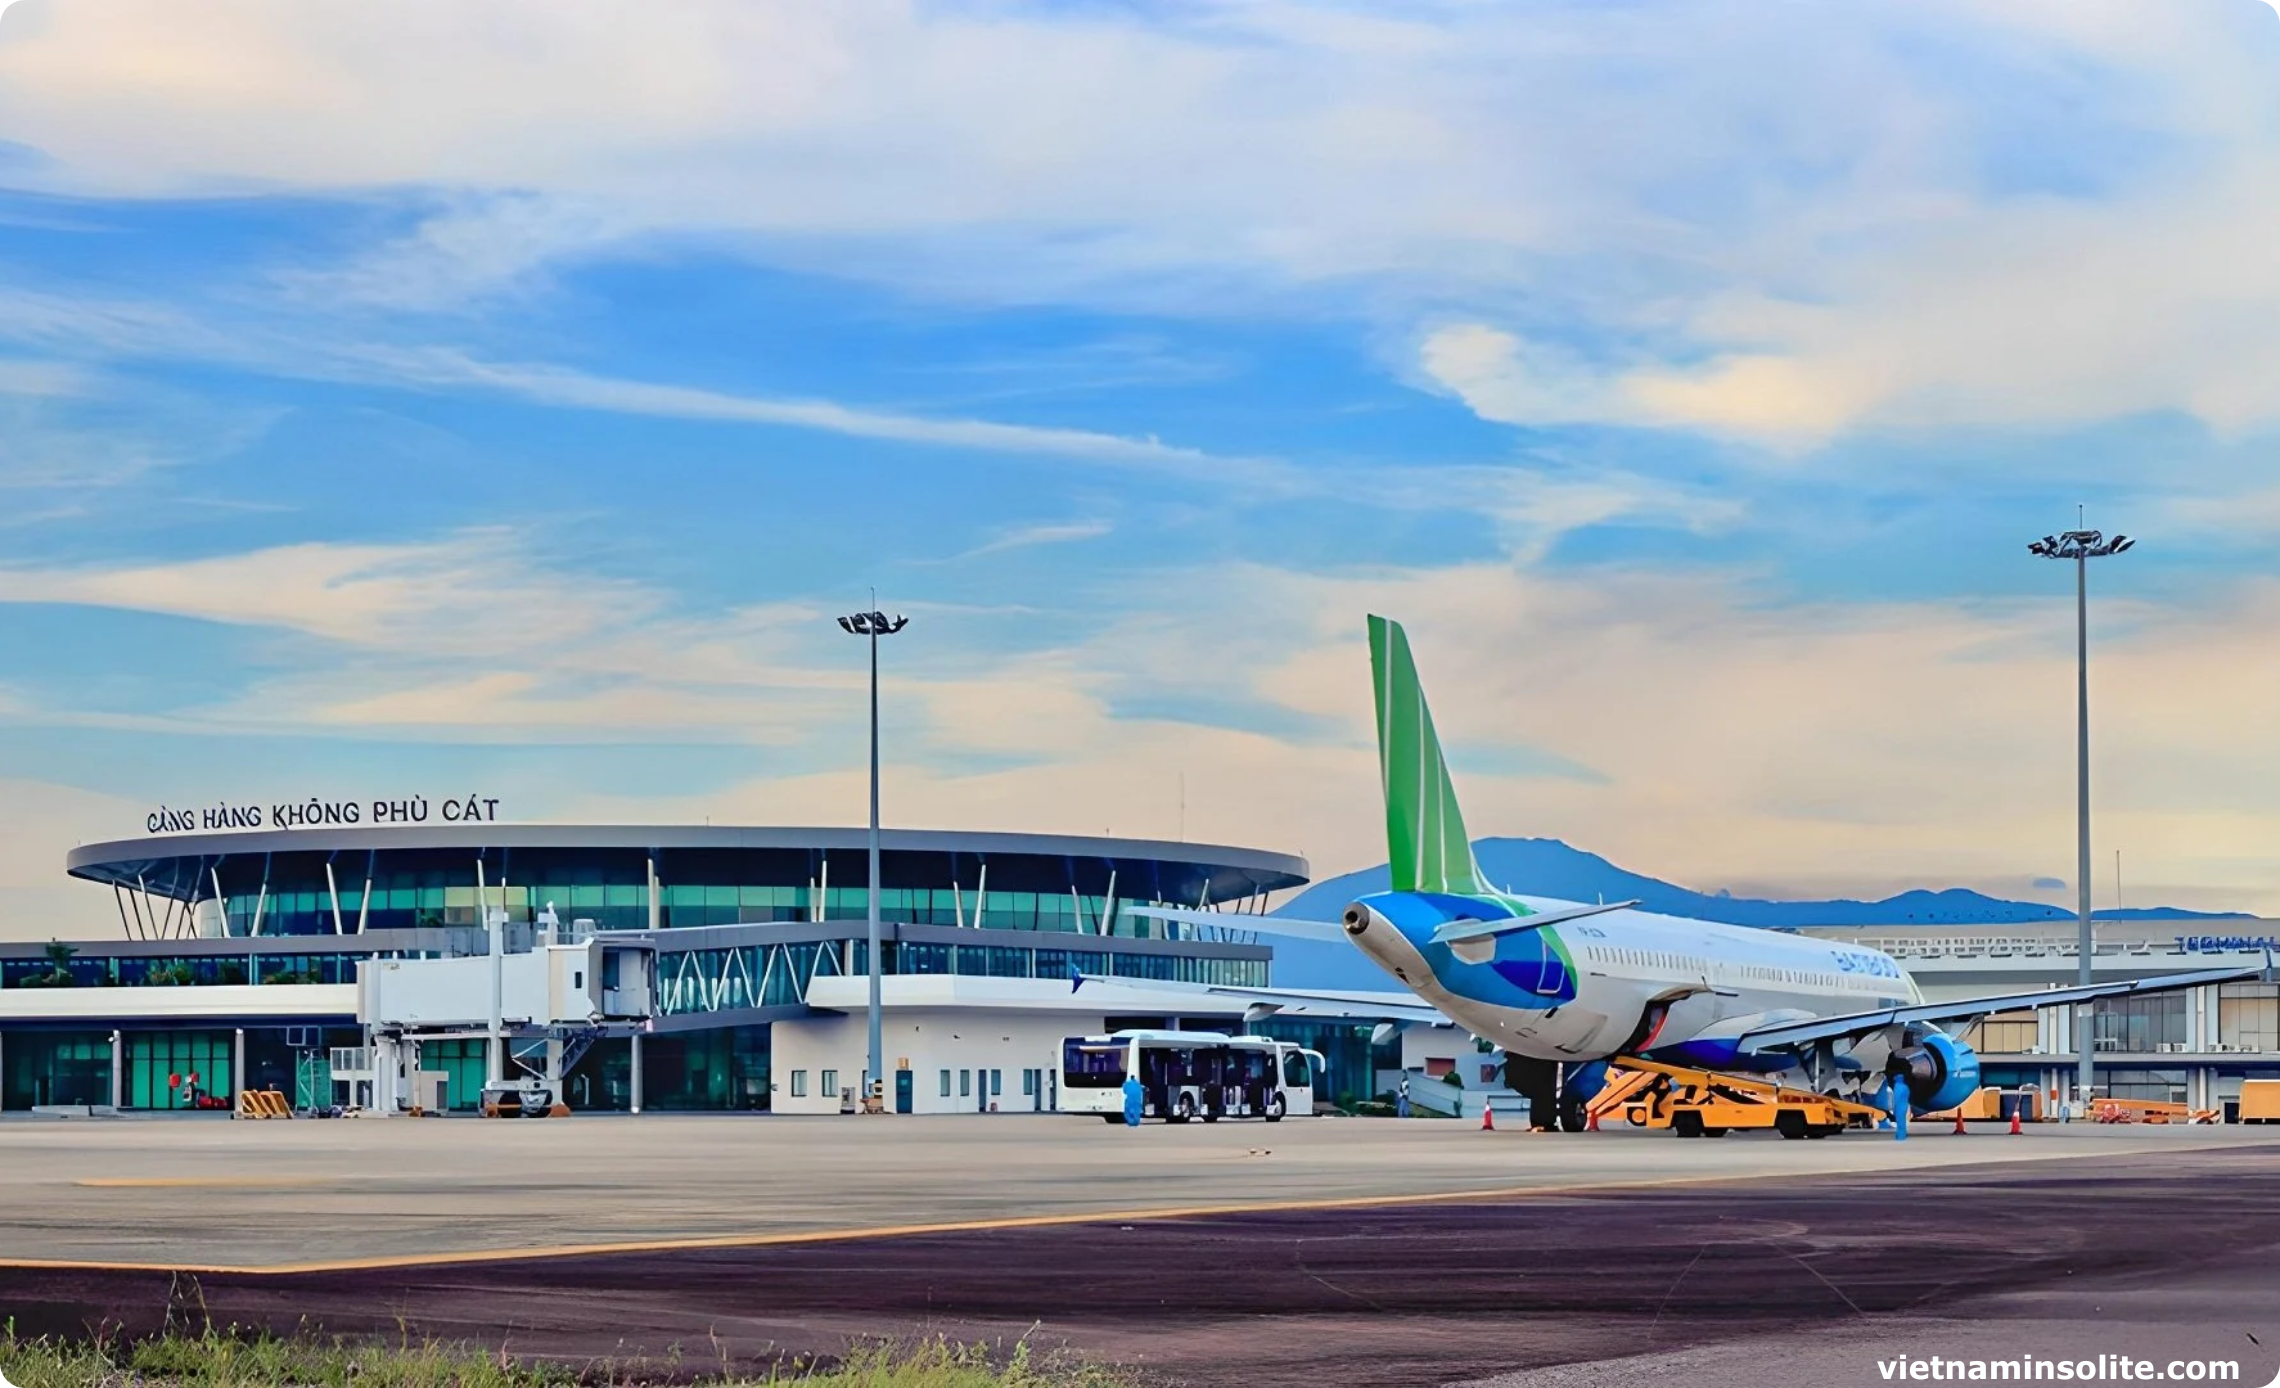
left=1121, top=904, right=1348, bottom=942
left=1735, top=965, right=2262, bottom=1053
left=1126, top=897, right=1642, bottom=949
left=1070, top=971, right=1449, bottom=1024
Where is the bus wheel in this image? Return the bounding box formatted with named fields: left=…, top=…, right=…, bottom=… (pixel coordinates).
left=1265, top=1093, right=1286, bottom=1123
left=1101, top=1114, right=1124, bottom=1124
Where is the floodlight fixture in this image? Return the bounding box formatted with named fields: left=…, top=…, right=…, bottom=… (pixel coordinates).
left=838, top=611, right=909, bottom=637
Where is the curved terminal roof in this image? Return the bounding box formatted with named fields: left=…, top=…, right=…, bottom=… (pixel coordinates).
left=68, top=824, right=1310, bottom=907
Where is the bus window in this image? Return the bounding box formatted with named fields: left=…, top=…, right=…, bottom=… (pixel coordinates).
left=1061, top=1041, right=1128, bottom=1087
left=1282, top=1051, right=1311, bottom=1088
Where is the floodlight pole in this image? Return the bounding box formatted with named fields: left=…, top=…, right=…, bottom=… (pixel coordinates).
left=2030, top=522, right=2132, bottom=1111
left=838, top=603, right=908, bottom=1113
left=866, top=612, right=883, bottom=1110
left=2072, top=542, right=2093, bottom=1108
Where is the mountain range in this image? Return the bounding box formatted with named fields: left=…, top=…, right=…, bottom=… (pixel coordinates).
left=1260, top=837, right=2248, bottom=991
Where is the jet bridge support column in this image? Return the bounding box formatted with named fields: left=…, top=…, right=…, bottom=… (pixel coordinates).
left=630, top=1032, right=644, bottom=1114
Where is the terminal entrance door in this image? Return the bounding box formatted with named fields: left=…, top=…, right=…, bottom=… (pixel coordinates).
left=895, top=1068, right=912, bottom=1114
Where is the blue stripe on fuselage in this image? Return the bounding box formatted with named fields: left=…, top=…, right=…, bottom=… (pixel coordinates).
left=1354, top=890, right=1576, bottom=1008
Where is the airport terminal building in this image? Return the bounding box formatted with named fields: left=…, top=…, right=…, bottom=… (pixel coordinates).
left=0, top=823, right=1389, bottom=1114
left=1805, top=921, right=2280, bottom=1116
left=5, top=818, right=2277, bottom=1120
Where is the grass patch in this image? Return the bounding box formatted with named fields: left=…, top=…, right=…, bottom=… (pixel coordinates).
left=0, top=1326, right=1131, bottom=1388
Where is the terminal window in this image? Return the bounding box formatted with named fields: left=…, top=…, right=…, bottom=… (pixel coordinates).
left=990, top=1069, right=1002, bottom=1096
left=821, top=1069, right=838, bottom=1098
left=960, top=1069, right=971, bottom=1098
left=2221, top=984, right=2279, bottom=1052
left=790, top=1070, right=807, bottom=1098
left=2094, top=993, right=2188, bottom=1052
left=1965, top=1010, right=2039, bottom=1054
left=939, top=1069, right=951, bottom=1097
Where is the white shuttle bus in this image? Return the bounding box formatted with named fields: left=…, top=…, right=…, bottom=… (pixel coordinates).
left=1060, top=1029, right=1322, bottom=1123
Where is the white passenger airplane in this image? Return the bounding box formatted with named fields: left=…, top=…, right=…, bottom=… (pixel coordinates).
left=1123, top=615, right=2255, bottom=1129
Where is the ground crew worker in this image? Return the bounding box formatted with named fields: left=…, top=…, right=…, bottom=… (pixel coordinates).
left=1396, top=1073, right=1412, bottom=1118
left=1122, top=1073, right=1144, bottom=1127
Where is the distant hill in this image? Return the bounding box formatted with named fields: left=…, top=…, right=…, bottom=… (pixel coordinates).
left=1263, top=837, right=2249, bottom=990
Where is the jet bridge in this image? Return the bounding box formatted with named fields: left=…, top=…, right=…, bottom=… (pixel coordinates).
left=339, top=916, right=658, bottom=1115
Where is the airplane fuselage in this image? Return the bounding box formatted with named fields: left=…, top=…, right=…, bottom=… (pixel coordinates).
left=1344, top=891, right=1922, bottom=1071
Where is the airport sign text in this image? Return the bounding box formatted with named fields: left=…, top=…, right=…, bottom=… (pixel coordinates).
left=146, top=795, right=504, bottom=835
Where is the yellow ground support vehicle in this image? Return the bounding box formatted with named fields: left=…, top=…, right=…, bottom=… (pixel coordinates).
left=1588, top=1059, right=1887, bottom=1139
left=2239, top=1080, right=2280, bottom=1124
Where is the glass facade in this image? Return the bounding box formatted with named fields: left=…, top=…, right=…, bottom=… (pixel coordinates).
left=564, top=1037, right=633, bottom=1112
left=659, top=942, right=843, bottom=1015
left=124, top=1030, right=233, bottom=1109
left=1, top=951, right=384, bottom=989
left=2093, top=993, right=2189, bottom=1052
left=2220, top=984, right=2279, bottom=1052
left=414, top=1038, right=490, bottom=1112
left=2103, top=1067, right=2190, bottom=1102
left=199, top=865, right=1234, bottom=939
left=2, top=1031, right=110, bottom=1107
left=642, top=1026, right=769, bottom=1110
left=165, top=844, right=1287, bottom=940
left=204, top=879, right=1234, bottom=938
left=651, top=938, right=1264, bottom=1018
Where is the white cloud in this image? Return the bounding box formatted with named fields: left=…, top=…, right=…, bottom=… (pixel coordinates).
left=10, top=0, right=2280, bottom=445
left=9, top=524, right=2280, bottom=914
left=946, top=520, right=1113, bottom=561
left=0, top=282, right=1261, bottom=475
left=551, top=556, right=2280, bottom=916
left=0, top=530, right=654, bottom=651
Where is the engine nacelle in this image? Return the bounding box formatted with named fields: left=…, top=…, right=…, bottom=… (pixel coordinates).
left=1888, top=1031, right=1981, bottom=1115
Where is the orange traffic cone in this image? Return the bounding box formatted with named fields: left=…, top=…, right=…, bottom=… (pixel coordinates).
left=1953, top=1112, right=1968, bottom=1136
left=1481, top=1103, right=1495, bottom=1131
left=2009, top=1109, right=2024, bottom=1135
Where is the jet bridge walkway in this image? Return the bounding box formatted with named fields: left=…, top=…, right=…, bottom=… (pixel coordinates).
left=1587, top=1058, right=1887, bottom=1139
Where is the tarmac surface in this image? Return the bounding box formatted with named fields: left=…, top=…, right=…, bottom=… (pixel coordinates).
left=3, top=1116, right=2278, bottom=1387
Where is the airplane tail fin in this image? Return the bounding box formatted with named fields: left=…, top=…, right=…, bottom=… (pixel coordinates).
left=1369, top=615, right=1487, bottom=896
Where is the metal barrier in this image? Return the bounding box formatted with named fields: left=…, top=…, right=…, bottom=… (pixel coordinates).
left=234, top=1088, right=293, bottom=1120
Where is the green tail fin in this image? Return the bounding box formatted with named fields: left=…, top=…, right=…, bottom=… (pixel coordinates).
left=1369, top=614, right=1486, bottom=895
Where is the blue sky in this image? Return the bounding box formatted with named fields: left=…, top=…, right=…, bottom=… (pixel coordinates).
left=1, top=0, right=2279, bottom=936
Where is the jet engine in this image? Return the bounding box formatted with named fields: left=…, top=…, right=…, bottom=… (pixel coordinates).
left=1886, top=1031, right=1981, bottom=1115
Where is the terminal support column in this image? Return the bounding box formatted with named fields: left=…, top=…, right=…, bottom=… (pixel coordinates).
left=109, top=1029, right=123, bottom=1109
left=233, top=1027, right=245, bottom=1102
left=630, top=1032, right=643, bottom=1114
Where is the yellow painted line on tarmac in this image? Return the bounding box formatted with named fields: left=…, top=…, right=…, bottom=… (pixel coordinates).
left=75, top=1176, right=342, bottom=1189
left=0, top=1167, right=1833, bottom=1277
